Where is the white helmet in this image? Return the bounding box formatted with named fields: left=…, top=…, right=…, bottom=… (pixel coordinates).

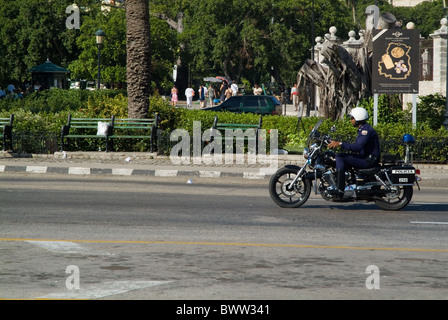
left=349, top=107, right=369, bottom=122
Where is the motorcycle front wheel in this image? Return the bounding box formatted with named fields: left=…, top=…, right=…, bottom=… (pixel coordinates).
left=374, top=185, right=413, bottom=211
left=269, top=167, right=311, bottom=208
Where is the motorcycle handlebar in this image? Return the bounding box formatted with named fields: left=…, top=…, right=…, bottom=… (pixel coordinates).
left=317, top=134, right=331, bottom=145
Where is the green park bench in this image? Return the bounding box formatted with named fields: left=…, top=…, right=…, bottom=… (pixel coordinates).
left=108, top=114, right=160, bottom=153
left=210, top=115, right=262, bottom=154
left=61, top=115, right=113, bottom=152
left=0, top=114, right=14, bottom=151
left=61, top=114, right=160, bottom=152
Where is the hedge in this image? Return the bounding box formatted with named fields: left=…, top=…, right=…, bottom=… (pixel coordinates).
left=0, top=89, right=447, bottom=162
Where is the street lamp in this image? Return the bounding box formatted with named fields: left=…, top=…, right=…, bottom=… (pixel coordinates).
left=443, top=1, right=448, bottom=129
left=95, top=28, right=106, bottom=90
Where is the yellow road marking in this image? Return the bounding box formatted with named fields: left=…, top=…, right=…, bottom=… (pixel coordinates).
left=1, top=237, right=447, bottom=253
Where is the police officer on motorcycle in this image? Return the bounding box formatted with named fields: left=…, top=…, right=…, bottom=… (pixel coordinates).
left=326, top=107, right=381, bottom=198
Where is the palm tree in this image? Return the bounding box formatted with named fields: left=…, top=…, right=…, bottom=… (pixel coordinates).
left=125, top=0, right=151, bottom=118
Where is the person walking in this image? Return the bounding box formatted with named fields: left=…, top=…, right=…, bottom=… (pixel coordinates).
left=198, top=85, right=208, bottom=108
left=219, top=81, right=228, bottom=102
left=225, top=86, right=233, bottom=100
left=208, top=84, right=216, bottom=106
left=231, top=81, right=238, bottom=96
left=171, top=85, right=178, bottom=107
left=290, top=83, right=299, bottom=111
left=185, top=85, right=194, bottom=108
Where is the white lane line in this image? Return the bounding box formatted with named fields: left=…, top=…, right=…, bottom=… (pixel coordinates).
left=26, top=240, right=111, bottom=255
left=410, top=221, right=448, bottom=225
left=38, top=280, right=171, bottom=299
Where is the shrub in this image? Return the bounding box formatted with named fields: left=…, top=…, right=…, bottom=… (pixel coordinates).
left=86, top=93, right=128, bottom=118
left=411, top=93, right=445, bottom=130
left=1, top=89, right=447, bottom=161
left=358, top=94, right=406, bottom=125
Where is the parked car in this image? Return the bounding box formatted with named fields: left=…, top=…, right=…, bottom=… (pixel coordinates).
left=203, top=95, right=282, bottom=115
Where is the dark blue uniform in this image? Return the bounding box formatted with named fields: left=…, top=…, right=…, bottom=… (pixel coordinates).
left=336, top=123, right=380, bottom=171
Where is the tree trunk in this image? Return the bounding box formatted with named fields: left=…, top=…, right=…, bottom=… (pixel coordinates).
left=125, top=0, right=151, bottom=119
left=298, top=40, right=371, bottom=120
left=296, top=10, right=388, bottom=120
left=153, top=12, right=188, bottom=99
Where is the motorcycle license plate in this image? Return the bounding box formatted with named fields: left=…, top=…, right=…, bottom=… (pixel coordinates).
left=392, top=169, right=415, bottom=174
left=391, top=166, right=415, bottom=184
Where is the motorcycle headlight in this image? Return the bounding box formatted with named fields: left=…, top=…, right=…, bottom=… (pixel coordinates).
left=304, top=143, right=317, bottom=159
left=303, top=147, right=309, bottom=159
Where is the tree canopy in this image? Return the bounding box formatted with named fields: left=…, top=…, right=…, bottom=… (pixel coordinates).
left=0, top=0, right=445, bottom=93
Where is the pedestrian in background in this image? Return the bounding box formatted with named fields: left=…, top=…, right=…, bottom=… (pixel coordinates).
left=231, top=81, right=238, bottom=96
left=198, top=84, right=207, bottom=108
left=291, top=83, right=299, bottom=111
left=208, top=84, right=216, bottom=106
left=219, top=81, right=228, bottom=102
left=171, top=85, right=178, bottom=107
left=253, top=83, right=262, bottom=95
left=185, top=85, right=194, bottom=108
left=225, top=85, right=233, bottom=100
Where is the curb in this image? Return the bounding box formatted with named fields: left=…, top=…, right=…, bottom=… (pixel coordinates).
left=0, top=164, right=271, bottom=180
left=0, top=151, right=301, bottom=180
left=1, top=151, right=447, bottom=181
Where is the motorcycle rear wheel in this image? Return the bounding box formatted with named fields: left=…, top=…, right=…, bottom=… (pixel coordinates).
left=269, top=167, right=311, bottom=208
left=374, top=185, right=413, bottom=211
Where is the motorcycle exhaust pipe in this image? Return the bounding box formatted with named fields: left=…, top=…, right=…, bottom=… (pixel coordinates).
left=356, top=183, right=388, bottom=197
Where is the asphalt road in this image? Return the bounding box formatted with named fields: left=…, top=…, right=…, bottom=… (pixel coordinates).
left=1, top=173, right=448, bottom=302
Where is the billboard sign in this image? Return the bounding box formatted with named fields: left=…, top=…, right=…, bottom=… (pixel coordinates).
left=372, top=29, right=419, bottom=94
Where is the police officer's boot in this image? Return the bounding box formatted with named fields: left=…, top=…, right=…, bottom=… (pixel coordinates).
left=326, top=170, right=345, bottom=198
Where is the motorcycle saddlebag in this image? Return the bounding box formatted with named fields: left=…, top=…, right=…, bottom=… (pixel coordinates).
left=389, top=166, right=415, bottom=184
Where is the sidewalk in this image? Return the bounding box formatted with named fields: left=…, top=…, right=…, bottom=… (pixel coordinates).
left=0, top=151, right=301, bottom=179
left=1, top=151, right=447, bottom=182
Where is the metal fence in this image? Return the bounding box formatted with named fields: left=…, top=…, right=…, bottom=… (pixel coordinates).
left=136, top=133, right=448, bottom=164
left=337, top=136, right=448, bottom=164
left=8, top=132, right=448, bottom=164
left=12, top=132, right=59, bottom=154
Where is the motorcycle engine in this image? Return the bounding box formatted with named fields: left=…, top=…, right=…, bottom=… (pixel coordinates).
left=322, top=151, right=336, bottom=167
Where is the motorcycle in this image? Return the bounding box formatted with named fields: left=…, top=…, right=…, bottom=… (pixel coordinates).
left=269, top=119, right=420, bottom=211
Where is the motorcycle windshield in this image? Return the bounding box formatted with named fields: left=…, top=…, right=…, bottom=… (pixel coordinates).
left=306, top=119, right=324, bottom=147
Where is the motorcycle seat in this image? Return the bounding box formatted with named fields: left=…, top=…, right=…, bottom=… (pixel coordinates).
left=357, top=165, right=381, bottom=175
